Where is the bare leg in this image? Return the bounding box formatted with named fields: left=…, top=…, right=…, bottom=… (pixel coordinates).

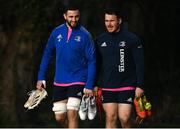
left=103, top=103, right=118, bottom=128
left=67, top=109, right=78, bottom=128
left=118, top=103, right=132, bottom=128
left=55, top=112, right=68, bottom=128
left=53, top=100, right=68, bottom=128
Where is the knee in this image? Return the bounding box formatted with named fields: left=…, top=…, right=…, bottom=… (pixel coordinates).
left=119, top=115, right=131, bottom=127
left=66, top=97, right=80, bottom=120
left=119, top=112, right=131, bottom=122
left=120, top=116, right=129, bottom=124
left=105, top=113, right=117, bottom=128
left=106, top=112, right=117, bottom=122
left=52, top=102, right=67, bottom=123
left=67, top=110, right=78, bottom=120
left=55, top=113, right=66, bottom=123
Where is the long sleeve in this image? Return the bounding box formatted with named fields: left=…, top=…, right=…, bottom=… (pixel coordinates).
left=38, top=32, right=55, bottom=80
left=84, top=35, right=96, bottom=89
left=94, top=38, right=102, bottom=87
left=132, top=38, right=144, bottom=89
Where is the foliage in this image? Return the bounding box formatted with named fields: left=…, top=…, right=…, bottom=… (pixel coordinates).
left=0, top=0, right=180, bottom=127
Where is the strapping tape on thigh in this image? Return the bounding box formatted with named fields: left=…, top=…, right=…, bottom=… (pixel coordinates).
left=67, top=97, right=81, bottom=110
left=52, top=102, right=67, bottom=114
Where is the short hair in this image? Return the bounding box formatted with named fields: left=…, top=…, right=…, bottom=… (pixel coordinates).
left=103, top=1, right=122, bottom=18
left=64, top=2, right=80, bottom=13
left=104, top=8, right=121, bottom=18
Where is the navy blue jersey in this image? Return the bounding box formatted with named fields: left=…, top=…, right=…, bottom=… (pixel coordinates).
left=95, top=29, right=144, bottom=89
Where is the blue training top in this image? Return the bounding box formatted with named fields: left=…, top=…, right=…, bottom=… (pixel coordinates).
left=38, top=23, right=96, bottom=90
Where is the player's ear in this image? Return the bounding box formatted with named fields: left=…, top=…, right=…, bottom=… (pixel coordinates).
left=119, top=18, right=122, bottom=25
left=63, top=13, right=67, bottom=20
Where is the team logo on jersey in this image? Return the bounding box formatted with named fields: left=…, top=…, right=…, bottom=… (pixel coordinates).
left=101, top=42, right=107, bottom=47
left=119, top=41, right=126, bottom=47
left=57, top=34, right=62, bottom=42
left=74, top=36, right=81, bottom=42
left=118, top=49, right=125, bottom=72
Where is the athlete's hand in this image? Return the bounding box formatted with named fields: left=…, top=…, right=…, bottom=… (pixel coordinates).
left=135, top=87, right=144, bottom=97
left=36, top=80, right=46, bottom=90
left=93, top=86, right=98, bottom=96
left=83, top=88, right=93, bottom=97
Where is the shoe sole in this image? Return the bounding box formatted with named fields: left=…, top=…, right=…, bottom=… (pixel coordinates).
left=24, top=89, right=47, bottom=110
left=28, top=91, right=47, bottom=109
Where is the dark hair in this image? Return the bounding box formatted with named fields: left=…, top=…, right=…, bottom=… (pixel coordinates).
left=103, top=0, right=122, bottom=18
left=64, top=2, right=80, bottom=13
left=104, top=8, right=121, bottom=18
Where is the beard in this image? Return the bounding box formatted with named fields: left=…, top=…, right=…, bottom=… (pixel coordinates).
left=67, top=21, right=79, bottom=28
